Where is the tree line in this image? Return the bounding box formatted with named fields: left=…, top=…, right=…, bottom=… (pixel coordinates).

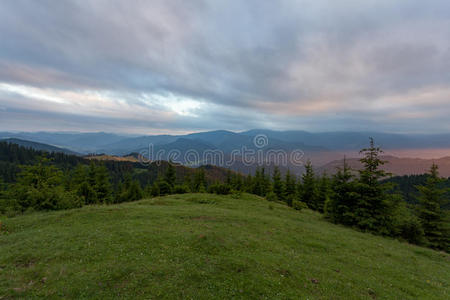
left=0, top=139, right=448, bottom=252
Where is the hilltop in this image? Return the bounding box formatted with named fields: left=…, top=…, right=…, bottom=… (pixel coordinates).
left=1, top=193, right=448, bottom=299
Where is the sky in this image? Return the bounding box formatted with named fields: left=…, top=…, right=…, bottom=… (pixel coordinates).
left=0, top=0, right=449, bottom=134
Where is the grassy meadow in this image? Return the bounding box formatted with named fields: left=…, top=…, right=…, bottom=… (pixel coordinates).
left=0, top=193, right=448, bottom=299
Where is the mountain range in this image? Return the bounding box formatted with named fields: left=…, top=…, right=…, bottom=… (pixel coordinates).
left=0, top=138, right=79, bottom=155
left=2, top=130, right=450, bottom=175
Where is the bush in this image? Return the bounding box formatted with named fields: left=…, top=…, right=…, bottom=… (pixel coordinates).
left=391, top=203, right=425, bottom=245
left=157, top=181, right=172, bottom=196
left=266, top=192, right=278, bottom=202
left=285, top=194, right=295, bottom=207
left=231, top=190, right=242, bottom=199
left=293, top=201, right=308, bottom=211
left=173, top=184, right=190, bottom=194
left=150, top=183, right=160, bottom=197
left=208, top=183, right=232, bottom=195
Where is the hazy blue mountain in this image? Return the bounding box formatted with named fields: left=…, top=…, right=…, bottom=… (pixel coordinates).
left=1, top=138, right=80, bottom=155
left=99, top=135, right=180, bottom=155
left=134, top=138, right=218, bottom=165
left=2, top=130, right=450, bottom=159
left=0, top=132, right=128, bottom=153
left=183, top=130, right=240, bottom=146
left=241, top=129, right=450, bottom=150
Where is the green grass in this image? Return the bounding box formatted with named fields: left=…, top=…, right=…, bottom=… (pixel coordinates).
left=0, top=193, right=448, bottom=299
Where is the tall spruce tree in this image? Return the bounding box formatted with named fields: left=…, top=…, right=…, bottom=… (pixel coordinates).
left=316, top=172, right=331, bottom=213
left=416, top=164, right=449, bottom=251
left=284, top=170, right=296, bottom=207
left=252, top=168, right=264, bottom=196
left=326, top=158, right=359, bottom=225
left=272, top=166, right=284, bottom=201
left=164, top=162, right=176, bottom=188
left=356, top=138, right=394, bottom=234
left=193, top=168, right=206, bottom=192
left=94, top=164, right=113, bottom=204
left=301, top=161, right=319, bottom=210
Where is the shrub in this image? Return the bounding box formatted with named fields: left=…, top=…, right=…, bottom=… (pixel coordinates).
left=293, top=201, right=308, bottom=211
left=266, top=192, right=278, bottom=202
left=157, top=181, right=172, bottom=196
left=208, top=183, right=232, bottom=195
left=231, top=190, right=242, bottom=199
left=150, top=183, right=160, bottom=197
left=173, top=184, right=190, bottom=194
left=285, top=194, right=295, bottom=207
left=391, top=203, right=425, bottom=245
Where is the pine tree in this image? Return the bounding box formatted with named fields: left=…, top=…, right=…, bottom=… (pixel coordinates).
left=193, top=168, right=206, bottom=192
left=181, top=173, right=190, bottom=191
left=226, top=170, right=232, bottom=186
left=316, top=172, right=331, bottom=213
left=8, top=156, right=81, bottom=211
left=301, top=161, right=319, bottom=210
left=232, top=173, right=243, bottom=191
left=164, top=162, right=176, bottom=188
left=94, top=164, right=113, bottom=204
left=326, top=158, right=359, bottom=225
left=88, top=162, right=97, bottom=188
left=416, top=164, right=449, bottom=251
left=272, top=166, right=284, bottom=201
left=356, top=138, right=394, bottom=234
left=262, top=167, right=271, bottom=196
left=150, top=182, right=160, bottom=197
left=252, top=168, right=263, bottom=196
left=244, top=174, right=253, bottom=193
left=284, top=170, right=296, bottom=199
left=72, top=164, right=96, bottom=204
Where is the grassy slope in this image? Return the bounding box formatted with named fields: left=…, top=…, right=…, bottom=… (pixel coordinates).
left=0, top=193, right=448, bottom=299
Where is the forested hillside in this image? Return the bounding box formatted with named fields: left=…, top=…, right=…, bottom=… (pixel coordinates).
left=1, top=139, right=449, bottom=253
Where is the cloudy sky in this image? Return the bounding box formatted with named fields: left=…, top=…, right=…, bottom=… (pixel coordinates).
left=0, top=0, right=449, bottom=134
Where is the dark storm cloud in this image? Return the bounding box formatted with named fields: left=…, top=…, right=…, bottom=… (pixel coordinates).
left=0, top=0, right=449, bottom=133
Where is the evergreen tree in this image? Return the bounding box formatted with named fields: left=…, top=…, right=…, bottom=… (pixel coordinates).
left=272, top=166, right=284, bottom=201
left=316, top=172, right=331, bottom=213
left=301, top=161, right=319, bottom=210
left=88, top=162, right=97, bottom=188
left=164, top=162, right=176, bottom=188
left=182, top=173, right=192, bottom=192
left=226, top=170, right=232, bottom=186
left=244, top=174, right=253, bottom=193
left=356, top=138, right=395, bottom=234
left=7, top=156, right=81, bottom=211
left=416, top=164, right=449, bottom=251
left=262, top=167, right=271, bottom=196
left=326, top=158, right=359, bottom=225
left=252, top=168, right=263, bottom=196
left=231, top=173, right=243, bottom=191
left=150, top=182, right=160, bottom=197
left=94, top=164, right=113, bottom=204
left=284, top=170, right=296, bottom=201
left=71, top=164, right=96, bottom=204
left=115, top=173, right=143, bottom=203
left=193, top=168, right=207, bottom=192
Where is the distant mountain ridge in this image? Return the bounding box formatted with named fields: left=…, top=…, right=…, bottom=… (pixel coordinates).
left=0, top=138, right=80, bottom=155
left=4, top=129, right=450, bottom=154
left=2, top=130, right=450, bottom=175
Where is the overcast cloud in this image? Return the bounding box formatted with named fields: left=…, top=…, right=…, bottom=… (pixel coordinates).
left=0, top=0, right=449, bottom=134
